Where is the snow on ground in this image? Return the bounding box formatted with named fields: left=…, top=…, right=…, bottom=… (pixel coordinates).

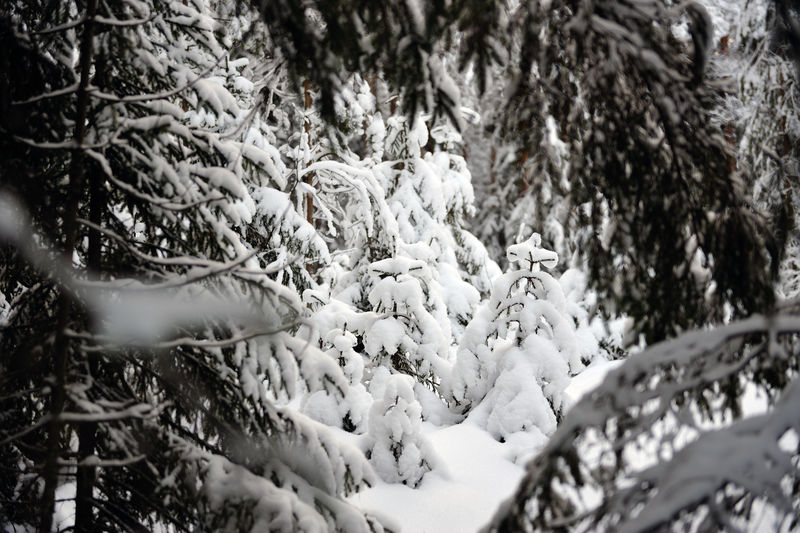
left=349, top=359, right=623, bottom=532
left=349, top=421, right=524, bottom=533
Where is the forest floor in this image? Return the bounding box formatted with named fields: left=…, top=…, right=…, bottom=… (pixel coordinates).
left=348, top=360, right=623, bottom=532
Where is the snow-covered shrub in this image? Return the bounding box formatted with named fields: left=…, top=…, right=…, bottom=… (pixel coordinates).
left=367, top=371, right=438, bottom=486
left=560, top=267, right=626, bottom=362
left=301, top=328, right=373, bottom=432
left=364, top=257, right=451, bottom=390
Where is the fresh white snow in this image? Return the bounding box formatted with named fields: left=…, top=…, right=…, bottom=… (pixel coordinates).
left=349, top=421, right=524, bottom=533
left=348, top=359, right=623, bottom=532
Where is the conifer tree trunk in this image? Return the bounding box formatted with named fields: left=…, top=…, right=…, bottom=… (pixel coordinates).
left=39, top=1, right=97, bottom=530
left=489, top=144, right=496, bottom=184
left=519, top=150, right=531, bottom=194
left=74, top=64, right=105, bottom=529
left=303, top=79, right=314, bottom=226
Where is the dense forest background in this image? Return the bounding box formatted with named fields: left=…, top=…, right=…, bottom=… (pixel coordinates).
left=1, top=0, right=800, bottom=531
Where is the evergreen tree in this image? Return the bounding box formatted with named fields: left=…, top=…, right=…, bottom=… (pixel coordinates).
left=305, top=75, right=496, bottom=406
left=463, top=61, right=579, bottom=272
left=447, top=235, right=586, bottom=461
left=0, top=2, right=383, bottom=530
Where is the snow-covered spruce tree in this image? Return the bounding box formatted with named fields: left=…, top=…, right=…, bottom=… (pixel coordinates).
left=447, top=235, right=584, bottom=459
left=380, top=109, right=499, bottom=311
left=362, top=256, right=451, bottom=391
left=0, top=2, right=384, bottom=531
left=366, top=110, right=486, bottom=377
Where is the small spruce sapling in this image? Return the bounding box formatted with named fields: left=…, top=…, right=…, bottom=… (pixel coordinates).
left=367, top=371, right=438, bottom=486
left=301, top=328, right=372, bottom=433
left=448, top=234, right=583, bottom=458
left=364, top=257, right=451, bottom=391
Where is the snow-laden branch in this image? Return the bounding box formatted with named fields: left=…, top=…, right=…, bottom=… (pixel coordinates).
left=12, top=135, right=112, bottom=151
left=68, top=323, right=301, bottom=352
left=93, top=14, right=155, bottom=27
left=0, top=404, right=157, bottom=446
left=57, top=454, right=147, bottom=468
left=88, top=54, right=224, bottom=104
left=0, top=194, right=302, bottom=350
left=615, top=380, right=800, bottom=532
left=11, top=82, right=81, bottom=104
left=32, top=17, right=87, bottom=35
left=486, top=312, right=800, bottom=532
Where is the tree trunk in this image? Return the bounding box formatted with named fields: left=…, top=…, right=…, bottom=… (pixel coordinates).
left=74, top=90, right=105, bottom=532
left=39, top=0, right=98, bottom=530
left=303, top=79, right=314, bottom=227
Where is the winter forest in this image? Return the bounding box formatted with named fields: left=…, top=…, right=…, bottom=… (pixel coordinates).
left=2, top=0, right=800, bottom=531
